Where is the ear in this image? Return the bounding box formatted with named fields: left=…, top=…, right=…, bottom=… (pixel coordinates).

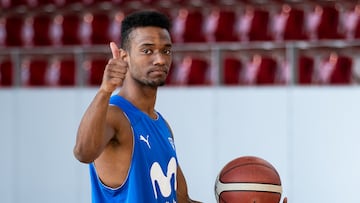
left=119, top=48, right=128, bottom=63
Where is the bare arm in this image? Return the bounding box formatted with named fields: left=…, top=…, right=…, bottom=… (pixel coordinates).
left=73, top=42, right=127, bottom=163
left=73, top=90, right=114, bottom=163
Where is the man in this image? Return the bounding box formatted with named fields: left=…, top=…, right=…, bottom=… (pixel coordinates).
left=73, top=10, right=201, bottom=203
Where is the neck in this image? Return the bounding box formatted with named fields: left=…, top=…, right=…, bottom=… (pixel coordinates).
left=119, top=84, right=158, bottom=119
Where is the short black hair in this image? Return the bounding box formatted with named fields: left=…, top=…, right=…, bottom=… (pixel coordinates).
left=121, top=10, right=171, bottom=50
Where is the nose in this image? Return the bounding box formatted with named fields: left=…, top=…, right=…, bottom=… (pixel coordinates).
left=153, top=52, right=166, bottom=66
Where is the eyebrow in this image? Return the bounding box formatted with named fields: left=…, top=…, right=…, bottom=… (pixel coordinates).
left=139, top=43, right=172, bottom=48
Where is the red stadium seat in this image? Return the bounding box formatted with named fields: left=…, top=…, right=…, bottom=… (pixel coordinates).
left=4, top=15, right=26, bottom=46
left=305, top=5, right=343, bottom=40
left=60, top=13, right=82, bottom=45
left=330, top=56, right=353, bottom=84
left=298, top=55, right=314, bottom=85
left=256, top=56, right=278, bottom=85
left=271, top=4, right=307, bottom=41
left=174, top=56, right=209, bottom=85
left=32, top=14, right=54, bottom=46
left=315, top=53, right=337, bottom=84
left=58, top=58, right=76, bottom=86
left=346, top=5, right=360, bottom=40
left=23, top=58, right=49, bottom=86
left=250, top=9, right=271, bottom=41
left=236, top=6, right=272, bottom=41
left=242, top=54, right=278, bottom=85
left=171, top=9, right=206, bottom=43
left=284, top=7, right=307, bottom=40
left=317, top=6, right=343, bottom=39
left=186, top=57, right=209, bottom=85
left=0, top=59, right=13, bottom=87
left=90, top=13, right=111, bottom=45
left=85, top=58, right=107, bottom=86
left=223, top=57, right=242, bottom=85
left=205, top=8, right=238, bottom=42
left=47, top=57, right=76, bottom=86
left=315, top=53, right=352, bottom=85
left=47, top=58, right=77, bottom=86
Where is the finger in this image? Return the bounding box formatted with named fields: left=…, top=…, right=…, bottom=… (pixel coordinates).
left=107, top=59, right=128, bottom=72
left=107, top=69, right=127, bottom=78
left=283, top=197, right=287, bottom=203
left=110, top=42, right=120, bottom=59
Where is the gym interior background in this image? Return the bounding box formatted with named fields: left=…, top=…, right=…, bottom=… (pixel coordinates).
left=1, top=0, right=360, bottom=202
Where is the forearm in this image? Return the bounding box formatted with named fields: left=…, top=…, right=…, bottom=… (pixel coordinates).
left=74, top=89, right=113, bottom=163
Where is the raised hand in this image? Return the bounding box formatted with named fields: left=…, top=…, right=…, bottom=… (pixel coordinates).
left=100, top=42, right=128, bottom=93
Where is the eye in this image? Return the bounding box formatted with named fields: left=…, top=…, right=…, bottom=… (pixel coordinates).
left=163, top=49, right=172, bottom=55
left=142, top=49, right=153, bottom=54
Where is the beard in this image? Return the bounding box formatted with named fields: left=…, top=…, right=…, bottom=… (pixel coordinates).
left=133, top=75, right=167, bottom=87
left=146, top=79, right=166, bottom=87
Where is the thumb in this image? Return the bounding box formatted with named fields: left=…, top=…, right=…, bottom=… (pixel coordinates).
left=283, top=197, right=287, bottom=203
left=110, top=42, right=120, bottom=59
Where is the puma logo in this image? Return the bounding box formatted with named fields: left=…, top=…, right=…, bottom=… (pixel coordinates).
left=140, top=134, right=151, bottom=149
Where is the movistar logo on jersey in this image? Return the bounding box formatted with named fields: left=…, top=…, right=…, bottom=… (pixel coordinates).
left=150, top=157, right=177, bottom=200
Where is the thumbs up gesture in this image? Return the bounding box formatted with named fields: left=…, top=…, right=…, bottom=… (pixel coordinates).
left=100, top=42, right=128, bottom=93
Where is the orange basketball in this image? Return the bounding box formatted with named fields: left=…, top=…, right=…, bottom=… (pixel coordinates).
left=214, top=156, right=282, bottom=203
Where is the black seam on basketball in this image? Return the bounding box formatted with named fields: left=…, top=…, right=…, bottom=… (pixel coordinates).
left=219, top=180, right=281, bottom=186
left=221, top=190, right=282, bottom=194
left=219, top=195, right=227, bottom=203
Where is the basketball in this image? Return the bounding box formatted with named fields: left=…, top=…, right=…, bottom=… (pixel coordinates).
left=214, top=156, right=283, bottom=203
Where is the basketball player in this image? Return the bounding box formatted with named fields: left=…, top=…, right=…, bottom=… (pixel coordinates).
left=73, top=11, right=201, bottom=203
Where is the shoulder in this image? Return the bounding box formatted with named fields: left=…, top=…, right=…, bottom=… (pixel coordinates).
left=107, top=104, right=129, bottom=126
left=107, top=104, right=132, bottom=142
left=107, top=95, right=129, bottom=125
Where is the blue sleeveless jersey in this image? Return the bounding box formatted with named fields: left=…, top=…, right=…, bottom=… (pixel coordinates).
left=89, top=95, right=178, bottom=203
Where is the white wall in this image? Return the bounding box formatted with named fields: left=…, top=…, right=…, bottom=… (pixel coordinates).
left=1, top=87, right=360, bottom=203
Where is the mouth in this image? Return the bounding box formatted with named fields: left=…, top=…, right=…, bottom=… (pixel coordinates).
left=149, top=68, right=168, bottom=75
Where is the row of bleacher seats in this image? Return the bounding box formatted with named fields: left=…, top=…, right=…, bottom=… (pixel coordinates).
left=1, top=1, right=359, bottom=87
left=0, top=55, right=108, bottom=87
left=0, top=10, right=124, bottom=46
left=0, top=52, right=356, bottom=87
left=0, top=0, right=223, bottom=8
left=2, top=2, right=360, bottom=46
